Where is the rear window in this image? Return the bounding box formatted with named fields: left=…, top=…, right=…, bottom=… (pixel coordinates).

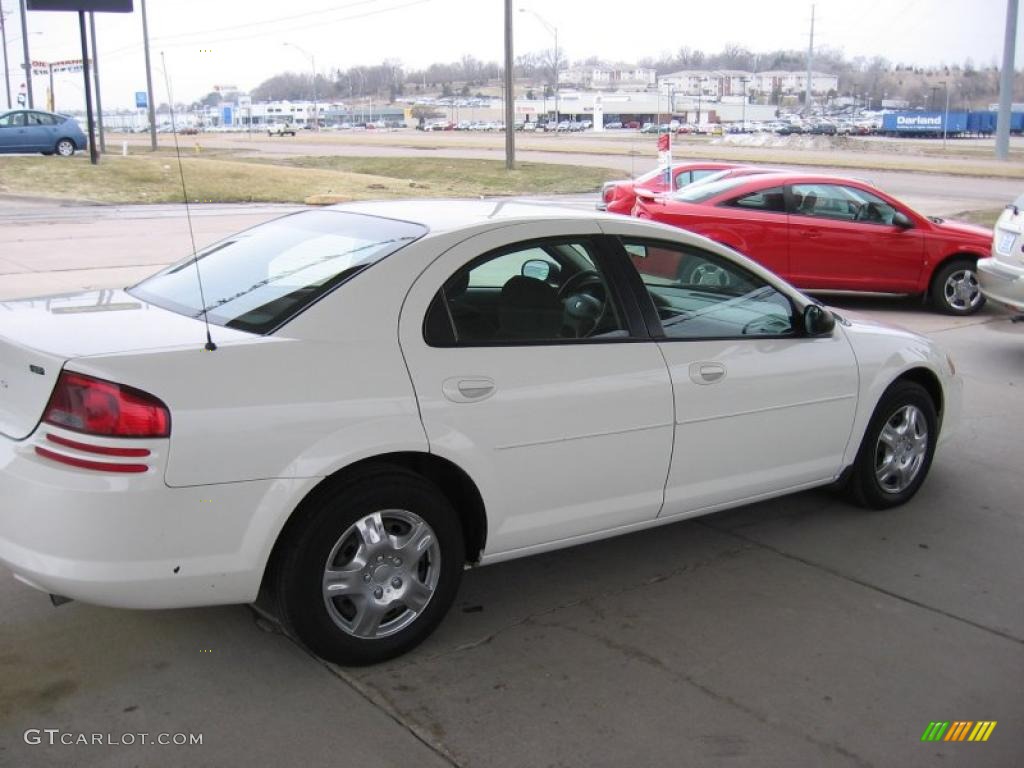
left=635, top=166, right=672, bottom=185
left=670, top=176, right=756, bottom=204
left=129, top=210, right=426, bottom=334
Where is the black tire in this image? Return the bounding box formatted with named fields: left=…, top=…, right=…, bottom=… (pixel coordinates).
left=275, top=465, right=464, bottom=665
left=929, top=257, right=985, bottom=315
left=55, top=138, right=76, bottom=157
left=847, top=380, right=938, bottom=509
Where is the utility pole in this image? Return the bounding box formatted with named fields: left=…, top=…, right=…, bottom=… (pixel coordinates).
left=77, top=11, right=97, bottom=164
left=1, top=3, right=12, bottom=109
left=805, top=3, right=815, bottom=114
left=937, top=80, right=951, bottom=150
left=140, top=0, right=156, bottom=150
left=19, top=0, right=32, bottom=108
left=503, top=0, right=514, bottom=169
left=996, top=0, right=1019, bottom=160
left=89, top=12, right=105, bottom=153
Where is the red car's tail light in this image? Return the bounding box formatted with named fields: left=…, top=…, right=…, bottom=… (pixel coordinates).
left=42, top=372, right=170, bottom=438
left=603, top=186, right=616, bottom=203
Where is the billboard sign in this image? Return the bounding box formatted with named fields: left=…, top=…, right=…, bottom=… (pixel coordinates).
left=27, top=1, right=133, bottom=11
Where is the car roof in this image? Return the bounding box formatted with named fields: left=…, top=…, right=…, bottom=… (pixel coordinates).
left=329, top=199, right=621, bottom=233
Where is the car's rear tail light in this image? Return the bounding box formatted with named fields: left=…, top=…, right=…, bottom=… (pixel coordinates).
left=42, top=372, right=170, bottom=438
left=603, top=185, right=616, bottom=203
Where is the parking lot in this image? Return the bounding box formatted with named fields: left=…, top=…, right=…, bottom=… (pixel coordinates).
left=0, top=196, right=1021, bottom=768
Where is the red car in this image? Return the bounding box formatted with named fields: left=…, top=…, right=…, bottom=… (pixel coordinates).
left=598, top=161, right=740, bottom=215
left=632, top=172, right=992, bottom=315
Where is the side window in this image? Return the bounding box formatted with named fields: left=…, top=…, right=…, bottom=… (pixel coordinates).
left=623, top=240, right=796, bottom=339
left=28, top=112, right=57, bottom=126
left=466, top=247, right=557, bottom=288
left=673, top=170, right=692, bottom=188
left=723, top=186, right=786, bottom=213
left=0, top=112, right=25, bottom=127
left=791, top=183, right=900, bottom=225
left=690, top=169, right=719, bottom=184
left=424, top=240, right=629, bottom=346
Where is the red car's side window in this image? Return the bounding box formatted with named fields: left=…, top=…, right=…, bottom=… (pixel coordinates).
left=723, top=187, right=787, bottom=213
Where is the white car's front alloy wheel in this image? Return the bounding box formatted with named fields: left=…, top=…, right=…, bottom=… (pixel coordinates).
left=848, top=380, right=938, bottom=508
left=874, top=404, right=929, bottom=494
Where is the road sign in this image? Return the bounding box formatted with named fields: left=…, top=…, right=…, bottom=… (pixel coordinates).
left=135, top=91, right=148, bottom=109
left=27, top=1, right=133, bottom=11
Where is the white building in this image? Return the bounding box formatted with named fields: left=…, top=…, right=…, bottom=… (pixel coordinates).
left=658, top=69, right=839, bottom=100
left=749, top=71, right=838, bottom=97
left=558, top=65, right=656, bottom=90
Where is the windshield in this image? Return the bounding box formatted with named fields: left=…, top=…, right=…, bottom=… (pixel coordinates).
left=129, top=210, right=426, bottom=334
left=670, top=176, right=756, bottom=204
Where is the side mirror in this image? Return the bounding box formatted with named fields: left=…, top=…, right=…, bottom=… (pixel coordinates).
left=522, top=259, right=552, bottom=281
left=892, top=211, right=913, bottom=229
left=803, top=304, right=835, bottom=336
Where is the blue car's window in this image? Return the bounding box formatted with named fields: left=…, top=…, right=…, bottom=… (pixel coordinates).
left=27, top=112, right=58, bottom=126
left=0, top=112, right=25, bottom=127
left=129, top=210, right=427, bottom=334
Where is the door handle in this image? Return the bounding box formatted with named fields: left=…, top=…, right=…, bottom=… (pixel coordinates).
left=442, top=377, right=496, bottom=403
left=688, top=362, right=727, bottom=385
left=802, top=228, right=822, bottom=238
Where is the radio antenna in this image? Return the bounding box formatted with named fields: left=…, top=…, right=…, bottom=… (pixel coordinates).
left=160, top=51, right=216, bottom=351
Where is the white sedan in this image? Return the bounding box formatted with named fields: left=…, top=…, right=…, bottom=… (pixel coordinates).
left=0, top=202, right=961, bottom=665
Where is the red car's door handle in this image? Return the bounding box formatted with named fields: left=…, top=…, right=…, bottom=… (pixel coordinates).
left=801, top=228, right=822, bottom=238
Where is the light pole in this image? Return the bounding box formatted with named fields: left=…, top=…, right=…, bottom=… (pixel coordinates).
left=739, top=75, right=749, bottom=131
left=1, top=3, right=12, bottom=109
left=938, top=79, right=950, bottom=150
left=284, top=42, right=318, bottom=131
left=695, top=76, right=706, bottom=125
left=519, top=8, right=557, bottom=124
left=18, top=0, right=31, bottom=107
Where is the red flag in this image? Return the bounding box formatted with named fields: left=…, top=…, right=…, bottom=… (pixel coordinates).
left=657, top=132, right=670, bottom=152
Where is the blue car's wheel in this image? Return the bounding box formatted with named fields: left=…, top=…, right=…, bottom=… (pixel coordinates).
left=55, top=139, right=76, bottom=157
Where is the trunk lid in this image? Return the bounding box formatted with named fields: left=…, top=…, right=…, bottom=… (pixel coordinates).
left=0, top=289, right=253, bottom=440
left=992, top=205, right=1024, bottom=268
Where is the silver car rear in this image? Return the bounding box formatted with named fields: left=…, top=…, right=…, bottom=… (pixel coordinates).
left=978, top=196, right=1024, bottom=313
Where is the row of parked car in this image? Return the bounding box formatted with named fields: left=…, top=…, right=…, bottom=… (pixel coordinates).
left=597, top=160, right=1007, bottom=317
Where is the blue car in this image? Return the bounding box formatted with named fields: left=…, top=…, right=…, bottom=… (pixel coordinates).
left=0, top=109, right=88, bottom=156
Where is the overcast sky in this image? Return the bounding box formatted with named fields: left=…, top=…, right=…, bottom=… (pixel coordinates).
left=1, top=0, right=1018, bottom=111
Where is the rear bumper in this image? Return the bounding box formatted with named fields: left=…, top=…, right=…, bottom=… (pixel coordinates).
left=0, top=430, right=309, bottom=609
left=978, top=257, right=1024, bottom=313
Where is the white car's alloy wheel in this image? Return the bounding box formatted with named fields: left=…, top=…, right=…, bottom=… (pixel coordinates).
left=276, top=466, right=464, bottom=666
left=322, top=509, right=441, bottom=639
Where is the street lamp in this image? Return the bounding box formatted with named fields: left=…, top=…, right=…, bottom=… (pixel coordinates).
left=283, top=41, right=318, bottom=131
left=519, top=7, right=558, bottom=124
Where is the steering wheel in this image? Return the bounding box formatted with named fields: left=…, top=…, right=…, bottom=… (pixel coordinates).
left=684, top=260, right=733, bottom=288
left=558, top=269, right=608, bottom=337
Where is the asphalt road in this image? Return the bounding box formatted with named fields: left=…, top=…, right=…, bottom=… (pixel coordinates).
left=0, top=202, right=1022, bottom=767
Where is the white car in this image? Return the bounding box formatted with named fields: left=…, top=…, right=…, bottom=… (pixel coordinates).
left=978, top=195, right=1024, bottom=314
left=0, top=202, right=961, bottom=665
